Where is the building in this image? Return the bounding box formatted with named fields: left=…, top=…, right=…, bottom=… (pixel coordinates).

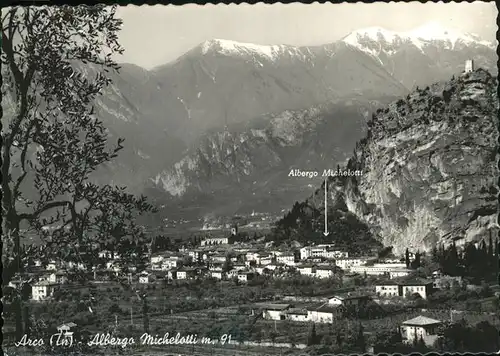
left=98, top=250, right=120, bottom=260
left=57, top=322, right=77, bottom=332
left=465, top=59, right=474, bottom=73
left=328, top=294, right=371, bottom=307
left=210, top=254, right=227, bottom=264
left=237, top=271, right=256, bottom=283
left=375, top=282, right=400, bottom=297
left=176, top=268, right=196, bottom=280
left=245, top=251, right=260, bottom=263
left=335, top=257, right=368, bottom=270
left=375, top=278, right=434, bottom=299
left=200, top=237, right=229, bottom=246
left=433, top=275, right=463, bottom=290
left=187, top=249, right=208, bottom=262
left=32, top=281, right=58, bottom=301
left=46, top=260, right=58, bottom=271
left=210, top=269, right=226, bottom=280
left=232, top=263, right=247, bottom=271
left=276, top=253, right=296, bottom=266
left=161, top=256, right=182, bottom=271
left=307, top=303, right=342, bottom=323
left=315, top=266, right=335, bottom=279
left=390, top=269, right=413, bottom=279
left=47, top=272, right=68, bottom=284
left=258, top=303, right=291, bottom=320
left=401, top=279, right=434, bottom=299
left=138, top=272, right=155, bottom=284
left=286, top=308, right=309, bottom=322
left=350, top=263, right=412, bottom=278
left=400, top=316, right=442, bottom=346
left=296, top=264, right=316, bottom=277
left=300, top=245, right=348, bottom=260
left=260, top=256, right=273, bottom=265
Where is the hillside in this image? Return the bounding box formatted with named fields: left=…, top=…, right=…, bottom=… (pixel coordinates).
left=301, top=69, right=498, bottom=254
left=151, top=97, right=396, bottom=218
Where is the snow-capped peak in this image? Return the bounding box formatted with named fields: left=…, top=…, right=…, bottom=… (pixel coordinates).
left=200, top=38, right=289, bottom=61
left=343, top=22, right=494, bottom=51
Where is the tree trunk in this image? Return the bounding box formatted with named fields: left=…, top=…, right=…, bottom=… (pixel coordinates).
left=23, top=304, right=30, bottom=339
left=14, top=297, right=23, bottom=341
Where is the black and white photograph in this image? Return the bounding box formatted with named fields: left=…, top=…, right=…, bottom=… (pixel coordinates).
left=1, top=2, right=499, bottom=355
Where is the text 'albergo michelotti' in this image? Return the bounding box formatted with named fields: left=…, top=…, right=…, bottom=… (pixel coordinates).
left=288, top=168, right=363, bottom=178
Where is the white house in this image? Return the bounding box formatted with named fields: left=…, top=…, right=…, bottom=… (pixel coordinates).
left=375, top=278, right=434, bottom=299
left=307, top=303, right=341, bottom=323
left=48, top=272, right=68, bottom=284
left=286, top=308, right=309, bottom=322
left=161, top=256, right=181, bottom=270
left=328, top=294, right=371, bottom=307
left=245, top=251, right=260, bottom=263
left=260, top=256, right=273, bottom=265
left=32, top=281, right=58, bottom=301
left=46, top=260, right=58, bottom=271
left=200, top=237, right=229, bottom=246
left=98, top=250, right=121, bottom=260
left=390, top=269, right=412, bottom=279
left=57, top=322, right=77, bottom=332
left=315, top=267, right=335, bottom=279
left=237, top=272, right=255, bottom=283
left=375, top=282, right=400, bottom=297
left=335, top=257, right=367, bottom=270
left=350, top=263, right=412, bottom=278
left=210, top=254, right=227, bottom=263
left=276, top=253, right=296, bottom=266
left=296, top=264, right=316, bottom=277
left=401, top=280, right=433, bottom=299
left=400, top=316, right=442, bottom=346
left=259, top=303, right=291, bottom=321
left=210, top=269, right=226, bottom=280
left=232, top=263, right=247, bottom=271
left=176, top=268, right=196, bottom=280
left=300, top=245, right=348, bottom=261
left=138, top=272, right=155, bottom=284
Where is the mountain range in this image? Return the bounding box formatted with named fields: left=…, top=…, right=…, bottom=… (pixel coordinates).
left=4, top=22, right=497, bottom=221
left=133, top=23, right=495, bottom=218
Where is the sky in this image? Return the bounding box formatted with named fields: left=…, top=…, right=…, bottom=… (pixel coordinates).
left=116, top=2, right=497, bottom=70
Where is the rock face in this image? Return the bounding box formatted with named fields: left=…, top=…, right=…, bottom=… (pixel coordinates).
left=309, top=69, right=498, bottom=254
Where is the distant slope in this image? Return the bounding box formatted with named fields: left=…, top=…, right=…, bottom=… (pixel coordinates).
left=151, top=96, right=396, bottom=218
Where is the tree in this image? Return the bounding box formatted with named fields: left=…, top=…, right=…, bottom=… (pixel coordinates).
left=2, top=6, right=156, bottom=340
left=356, top=323, right=366, bottom=352
left=307, top=324, right=319, bottom=346
left=431, top=246, right=439, bottom=263
left=488, top=233, right=494, bottom=256
left=405, top=248, right=410, bottom=268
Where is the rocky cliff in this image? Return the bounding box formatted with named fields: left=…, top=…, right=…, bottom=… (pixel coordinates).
left=308, top=69, right=498, bottom=254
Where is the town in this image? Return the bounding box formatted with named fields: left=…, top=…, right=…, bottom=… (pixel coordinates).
left=4, top=221, right=500, bottom=355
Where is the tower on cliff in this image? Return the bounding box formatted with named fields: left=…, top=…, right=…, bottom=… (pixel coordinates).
left=465, top=59, right=474, bottom=73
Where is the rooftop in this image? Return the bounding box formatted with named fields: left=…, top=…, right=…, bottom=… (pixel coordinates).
left=402, top=315, right=442, bottom=326
left=307, top=302, right=342, bottom=313
left=286, top=308, right=308, bottom=315
left=255, top=303, right=291, bottom=311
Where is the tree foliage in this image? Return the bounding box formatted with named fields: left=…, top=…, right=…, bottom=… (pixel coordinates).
left=2, top=5, right=156, bottom=282
left=1, top=5, right=156, bottom=341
